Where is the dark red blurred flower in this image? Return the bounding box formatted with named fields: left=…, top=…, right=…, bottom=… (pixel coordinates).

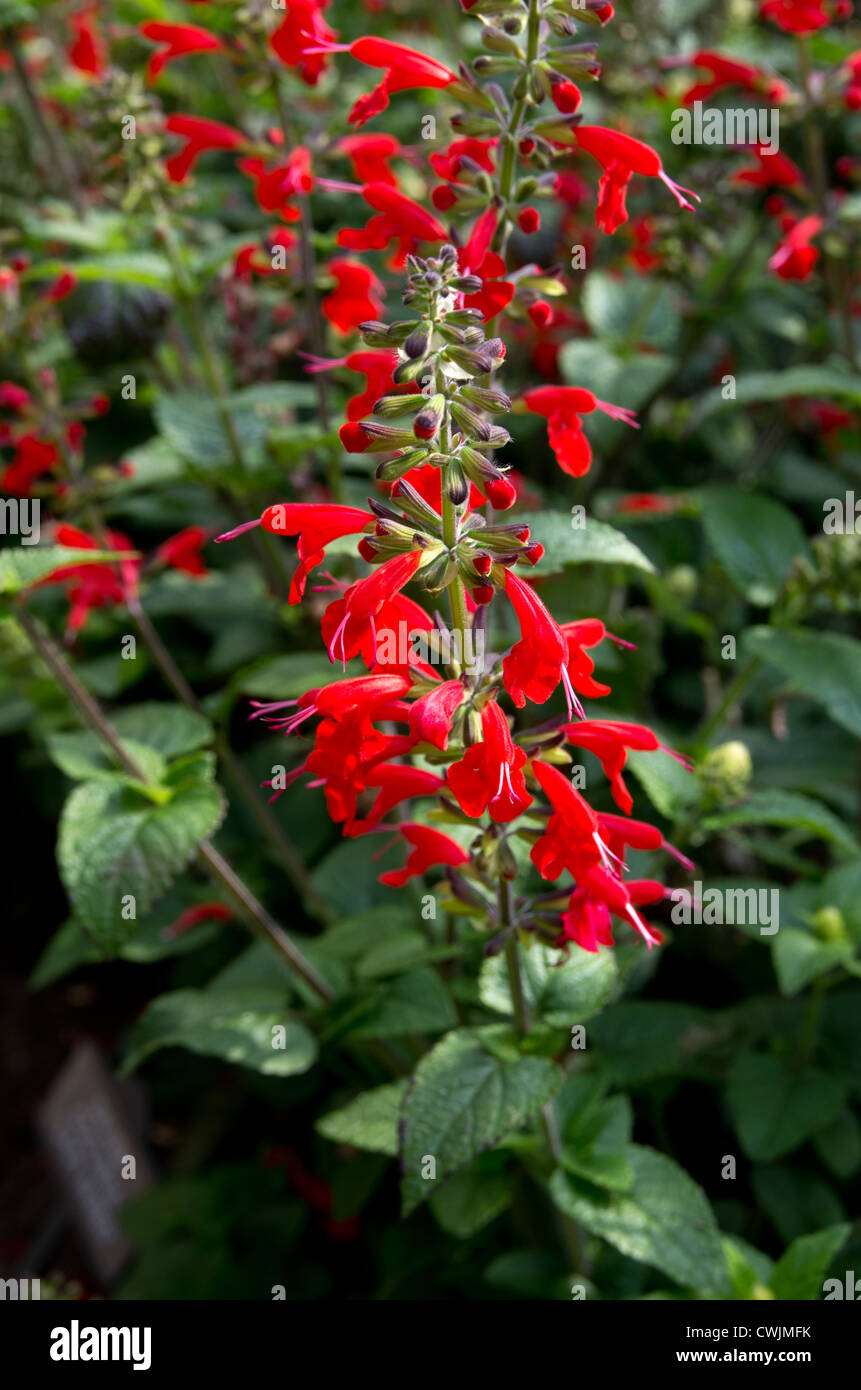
left=140, top=22, right=221, bottom=84
left=322, top=259, right=385, bottom=333
left=164, top=114, right=244, bottom=183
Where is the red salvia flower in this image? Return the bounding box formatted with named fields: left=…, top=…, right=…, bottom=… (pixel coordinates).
left=307, top=37, right=457, bottom=126
left=760, top=0, right=833, bottom=33
left=733, top=145, right=805, bottom=189
left=564, top=718, right=690, bottom=815
left=164, top=115, right=244, bottom=182
left=270, top=0, right=338, bottom=86
left=1, top=435, right=59, bottom=494
left=679, top=50, right=789, bottom=105
left=67, top=4, right=107, bottom=76
left=379, top=822, right=470, bottom=886
left=458, top=208, right=515, bottom=320
left=216, top=502, right=375, bottom=604
left=524, top=385, right=638, bottom=477
left=339, top=134, right=401, bottom=187
left=321, top=550, right=426, bottom=667
left=573, top=125, right=699, bottom=234
left=346, top=763, right=446, bottom=836
left=502, top=571, right=570, bottom=710
left=321, top=260, right=385, bottom=333
left=768, top=214, right=822, bottom=280
left=446, top=699, right=533, bottom=823
left=154, top=525, right=209, bottom=577
left=408, top=679, right=465, bottom=751
left=140, top=22, right=221, bottom=84
left=337, top=184, right=447, bottom=257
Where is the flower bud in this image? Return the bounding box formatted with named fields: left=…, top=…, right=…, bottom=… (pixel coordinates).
left=445, top=458, right=469, bottom=505
left=451, top=274, right=484, bottom=294
left=484, top=475, right=517, bottom=509
left=414, top=394, right=445, bottom=440
left=700, top=741, right=752, bottom=801
left=403, top=323, right=432, bottom=359
left=811, top=906, right=848, bottom=944
left=472, top=584, right=495, bottom=605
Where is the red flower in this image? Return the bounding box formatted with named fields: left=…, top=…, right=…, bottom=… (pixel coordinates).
left=347, top=763, right=446, bottom=836
left=524, top=385, right=638, bottom=477
left=560, top=619, right=612, bottom=703
left=0, top=381, right=30, bottom=411
left=308, top=37, right=457, bottom=127
left=379, top=822, right=469, bottom=886
left=551, top=80, right=582, bottom=114
left=270, top=0, right=338, bottom=86
left=502, top=571, right=569, bottom=709
left=322, top=260, right=385, bottom=333
left=68, top=4, right=107, bottom=76
left=679, top=50, right=789, bottom=105
left=39, top=524, right=139, bottom=637
left=140, top=22, right=221, bottom=84
left=733, top=145, right=804, bottom=189
left=760, top=0, right=834, bottom=33
left=457, top=208, right=514, bottom=321
left=1, top=435, right=58, bottom=494
left=164, top=115, right=244, bottom=183
left=239, top=147, right=312, bottom=221
left=321, top=550, right=426, bottom=666
left=560, top=870, right=665, bottom=951
left=216, top=502, right=374, bottom=604
left=529, top=760, right=604, bottom=881
left=446, top=699, right=533, bottom=822
left=564, top=719, right=690, bottom=815
left=337, top=184, right=447, bottom=258
left=768, top=215, right=822, bottom=280
left=573, top=125, right=699, bottom=234
left=154, top=525, right=209, bottom=577
left=408, top=679, right=465, bottom=750
left=341, top=350, right=399, bottom=420
left=339, top=133, right=400, bottom=187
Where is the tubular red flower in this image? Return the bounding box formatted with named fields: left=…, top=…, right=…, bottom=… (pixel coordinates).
left=564, top=719, right=690, bottom=815
left=322, top=260, right=385, bottom=333
left=408, top=679, right=465, bottom=751
left=321, top=551, right=426, bottom=667
left=67, top=4, right=107, bottom=77
left=155, top=525, right=209, bottom=577
left=502, top=571, right=569, bottom=708
left=140, top=22, right=221, bottom=84
left=339, top=133, right=401, bottom=186
left=346, top=763, right=446, bottom=836
left=308, top=37, right=457, bottom=126
left=768, top=215, right=822, bottom=280
left=164, top=115, right=244, bottom=183
left=270, top=0, right=338, bottom=86
left=446, top=700, right=533, bottom=823
left=379, top=822, right=470, bottom=886
left=524, top=385, right=639, bottom=478
left=573, top=125, right=699, bottom=234
left=337, top=184, right=448, bottom=256
left=679, top=50, right=789, bottom=105
left=216, top=502, right=375, bottom=605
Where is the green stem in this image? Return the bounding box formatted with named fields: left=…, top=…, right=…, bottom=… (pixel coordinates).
left=13, top=602, right=336, bottom=1002
left=697, top=655, right=761, bottom=744
left=8, top=37, right=85, bottom=218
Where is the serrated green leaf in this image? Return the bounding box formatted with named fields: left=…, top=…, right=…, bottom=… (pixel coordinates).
left=119, top=988, right=317, bottom=1077
left=399, top=1026, right=561, bottom=1214
left=769, top=1224, right=850, bottom=1301
left=479, top=941, right=618, bottom=1026
left=550, top=1145, right=729, bottom=1293
left=317, top=1081, right=408, bottom=1157
left=513, top=510, right=655, bottom=575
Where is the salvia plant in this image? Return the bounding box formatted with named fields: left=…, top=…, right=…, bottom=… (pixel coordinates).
left=1, top=0, right=861, bottom=1306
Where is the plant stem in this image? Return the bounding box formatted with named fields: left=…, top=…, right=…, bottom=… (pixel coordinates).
left=8, top=37, right=86, bottom=218
left=697, top=655, right=761, bottom=744
left=13, top=601, right=336, bottom=1002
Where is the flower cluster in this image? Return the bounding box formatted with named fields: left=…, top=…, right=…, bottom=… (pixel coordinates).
left=221, top=248, right=693, bottom=954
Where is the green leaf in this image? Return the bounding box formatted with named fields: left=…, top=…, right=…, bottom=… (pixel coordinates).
left=0, top=546, right=133, bottom=594
left=559, top=340, right=675, bottom=415
left=316, top=1081, right=408, bottom=1157
left=46, top=731, right=167, bottom=786
left=399, top=1026, right=561, bottom=1214
left=769, top=1224, right=850, bottom=1301
left=582, top=272, right=681, bottom=350
left=694, top=366, right=861, bottom=421
left=727, top=1052, right=846, bottom=1162
left=479, top=941, right=618, bottom=1026
left=753, top=1164, right=846, bottom=1245
left=513, top=510, right=655, bottom=575
left=108, top=703, right=213, bottom=758
left=119, top=988, right=317, bottom=1077
left=345, top=968, right=457, bottom=1040
left=745, top=627, right=861, bottom=739
left=59, top=777, right=226, bottom=953
left=627, top=746, right=699, bottom=819
left=237, top=652, right=345, bottom=700
left=429, top=1160, right=513, bottom=1238
left=698, top=487, right=808, bottom=605
left=703, top=790, right=858, bottom=857
left=813, top=1109, right=861, bottom=1179
left=722, top=1236, right=774, bottom=1300
left=24, top=253, right=174, bottom=289
left=771, top=930, right=853, bottom=997
left=549, top=1146, right=729, bottom=1293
